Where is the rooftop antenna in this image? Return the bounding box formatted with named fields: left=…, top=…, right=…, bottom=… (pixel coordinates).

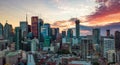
left=26, top=13, right=28, bottom=23
left=6, top=20, right=8, bottom=23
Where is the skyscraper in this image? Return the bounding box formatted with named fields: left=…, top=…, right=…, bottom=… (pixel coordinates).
left=106, top=29, right=110, bottom=37
left=15, top=27, right=22, bottom=50
left=51, top=28, right=59, bottom=41
left=115, top=31, right=120, bottom=51
left=38, top=19, right=44, bottom=41
left=38, top=18, right=44, bottom=48
left=75, top=19, right=80, bottom=38
left=114, top=31, right=120, bottom=62
left=3, top=22, right=14, bottom=42
left=62, top=31, right=66, bottom=38
left=31, top=16, right=38, bottom=38
left=92, top=28, right=100, bottom=44
left=67, top=29, right=73, bottom=38
left=20, top=21, right=28, bottom=39
left=0, top=23, right=3, bottom=38
left=41, top=23, right=50, bottom=38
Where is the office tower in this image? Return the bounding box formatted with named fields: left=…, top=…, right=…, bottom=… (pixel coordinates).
left=115, top=31, right=120, bottom=51
left=115, top=31, right=120, bottom=62
left=41, top=23, right=50, bottom=37
left=81, top=38, right=92, bottom=60
left=15, top=27, right=22, bottom=50
left=28, top=25, right=31, bottom=32
left=38, top=19, right=44, bottom=42
left=106, top=29, right=110, bottom=37
left=3, top=22, right=14, bottom=42
left=75, top=19, right=80, bottom=38
left=0, top=23, right=3, bottom=38
left=41, top=23, right=51, bottom=47
left=92, top=28, right=100, bottom=44
left=62, top=31, right=66, bottom=38
left=31, top=16, right=38, bottom=38
left=67, top=29, right=73, bottom=38
left=51, top=28, right=59, bottom=41
left=102, top=38, right=115, bottom=62
left=20, top=21, right=28, bottom=39
left=38, top=18, right=44, bottom=49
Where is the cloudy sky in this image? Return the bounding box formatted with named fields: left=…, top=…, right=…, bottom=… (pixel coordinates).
left=0, top=0, right=120, bottom=35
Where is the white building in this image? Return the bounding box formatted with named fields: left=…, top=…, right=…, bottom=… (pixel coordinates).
left=102, top=38, right=115, bottom=58
left=107, top=50, right=116, bottom=63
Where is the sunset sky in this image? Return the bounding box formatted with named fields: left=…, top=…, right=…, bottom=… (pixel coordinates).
left=0, top=0, right=120, bottom=34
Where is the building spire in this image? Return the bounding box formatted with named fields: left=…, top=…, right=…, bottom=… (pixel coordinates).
left=26, top=14, right=28, bottom=23
left=6, top=20, right=8, bottom=23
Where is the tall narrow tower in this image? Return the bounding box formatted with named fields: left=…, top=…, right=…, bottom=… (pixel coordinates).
left=75, top=19, right=80, bottom=38
left=31, top=16, right=38, bottom=38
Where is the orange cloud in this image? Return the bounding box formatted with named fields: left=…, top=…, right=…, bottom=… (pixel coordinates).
left=87, top=0, right=120, bottom=26
left=51, top=20, right=75, bottom=32
left=87, top=13, right=120, bottom=26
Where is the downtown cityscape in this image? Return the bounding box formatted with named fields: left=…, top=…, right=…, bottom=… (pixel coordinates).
left=0, top=0, right=120, bottom=65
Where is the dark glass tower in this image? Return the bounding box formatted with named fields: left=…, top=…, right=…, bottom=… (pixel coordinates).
left=75, top=20, right=80, bottom=38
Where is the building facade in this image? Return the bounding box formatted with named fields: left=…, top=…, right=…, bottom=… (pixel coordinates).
left=31, top=16, right=38, bottom=38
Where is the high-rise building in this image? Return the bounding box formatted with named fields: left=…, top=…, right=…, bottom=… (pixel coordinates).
left=51, top=28, right=59, bottom=41
left=3, top=22, right=14, bottom=42
left=106, top=29, right=110, bottom=37
left=62, top=31, right=66, bottom=38
left=31, top=16, right=38, bottom=38
left=38, top=19, right=44, bottom=48
left=67, top=29, right=73, bottom=38
left=38, top=19, right=44, bottom=41
left=20, top=21, right=28, bottom=39
left=28, top=25, right=31, bottom=32
left=92, top=28, right=100, bottom=44
left=115, top=31, right=120, bottom=62
left=81, top=38, right=92, bottom=60
left=115, top=31, right=120, bottom=51
left=15, top=27, right=22, bottom=50
left=102, top=38, right=115, bottom=58
left=0, top=23, right=3, bottom=38
left=75, top=20, right=80, bottom=38
left=41, top=23, right=50, bottom=38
